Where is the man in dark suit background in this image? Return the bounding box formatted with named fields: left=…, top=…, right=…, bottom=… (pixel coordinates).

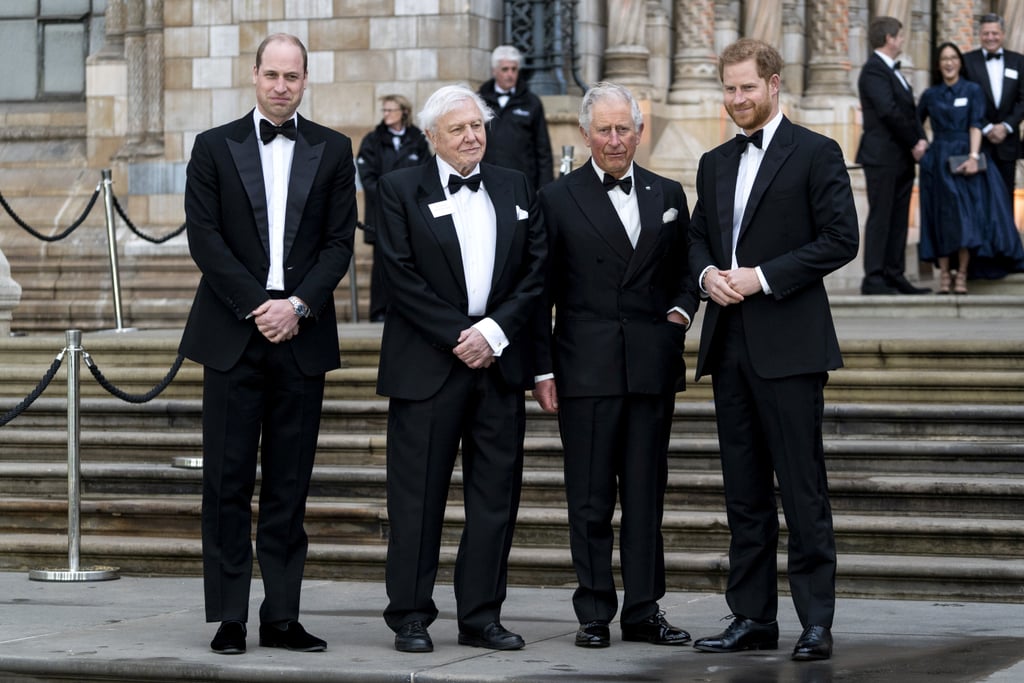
left=856, top=16, right=931, bottom=295
left=375, top=84, right=546, bottom=654
left=688, top=39, right=859, bottom=662
left=532, top=81, right=698, bottom=649
left=963, top=12, right=1024, bottom=206
left=179, top=33, right=355, bottom=655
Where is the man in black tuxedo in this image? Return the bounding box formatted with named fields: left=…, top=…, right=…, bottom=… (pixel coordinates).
left=179, top=34, right=355, bottom=655
left=532, top=82, right=698, bottom=649
left=962, top=13, right=1024, bottom=206
left=375, top=84, right=546, bottom=654
left=856, top=16, right=931, bottom=295
left=688, top=39, right=858, bottom=662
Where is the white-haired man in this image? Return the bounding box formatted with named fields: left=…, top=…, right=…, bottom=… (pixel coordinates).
left=376, top=84, right=547, bottom=654
left=478, top=45, right=554, bottom=189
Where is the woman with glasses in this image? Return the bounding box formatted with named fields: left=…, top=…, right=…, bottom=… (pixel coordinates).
left=917, top=42, right=1024, bottom=294
left=356, top=95, right=431, bottom=320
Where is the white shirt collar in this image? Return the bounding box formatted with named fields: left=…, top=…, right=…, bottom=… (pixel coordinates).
left=590, top=159, right=634, bottom=183
left=875, top=50, right=898, bottom=69
left=742, top=110, right=784, bottom=151
left=436, top=156, right=482, bottom=188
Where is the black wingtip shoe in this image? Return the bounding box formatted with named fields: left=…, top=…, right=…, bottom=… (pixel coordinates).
left=792, top=624, right=833, bottom=661
left=458, top=622, right=525, bottom=650
left=693, top=615, right=779, bottom=653
left=575, top=621, right=611, bottom=648
left=621, top=611, right=691, bottom=645
left=258, top=621, right=326, bottom=652
left=210, top=621, right=246, bottom=655
left=395, top=621, right=434, bottom=653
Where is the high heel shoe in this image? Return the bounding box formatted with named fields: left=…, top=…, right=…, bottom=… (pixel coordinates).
left=953, top=270, right=968, bottom=295
left=937, top=269, right=951, bottom=294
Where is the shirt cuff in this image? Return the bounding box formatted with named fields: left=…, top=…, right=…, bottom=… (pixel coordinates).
left=534, top=373, right=555, bottom=383
left=472, top=317, right=508, bottom=356
left=667, top=306, right=691, bottom=328
left=1004, top=122, right=1013, bottom=134
left=983, top=123, right=994, bottom=135
left=698, top=265, right=717, bottom=295
left=755, top=266, right=771, bottom=295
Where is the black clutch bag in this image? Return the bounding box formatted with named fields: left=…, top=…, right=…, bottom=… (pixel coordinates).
left=948, top=154, right=987, bottom=174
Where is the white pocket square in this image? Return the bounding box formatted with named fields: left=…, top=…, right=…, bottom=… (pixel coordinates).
left=516, top=205, right=529, bottom=220
left=662, top=208, right=678, bottom=223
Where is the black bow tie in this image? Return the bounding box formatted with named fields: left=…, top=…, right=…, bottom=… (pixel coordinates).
left=987, top=51, right=1003, bottom=61
left=448, top=173, right=481, bottom=193
left=260, top=118, right=296, bottom=144
left=735, top=129, right=764, bottom=152
left=892, top=60, right=901, bottom=71
left=602, top=173, right=632, bottom=194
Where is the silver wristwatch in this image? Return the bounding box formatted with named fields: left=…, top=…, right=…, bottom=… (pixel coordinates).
left=288, top=296, right=309, bottom=318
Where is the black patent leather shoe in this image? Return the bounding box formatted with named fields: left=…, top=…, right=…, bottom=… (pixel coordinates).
left=621, top=611, right=691, bottom=645
left=458, top=622, right=525, bottom=650
left=395, top=621, right=433, bottom=653
left=888, top=275, right=931, bottom=295
left=792, top=624, right=832, bottom=661
left=693, top=616, right=779, bottom=653
left=258, top=621, right=326, bottom=652
left=860, top=276, right=899, bottom=295
left=210, top=621, right=246, bottom=655
left=575, top=620, right=610, bottom=648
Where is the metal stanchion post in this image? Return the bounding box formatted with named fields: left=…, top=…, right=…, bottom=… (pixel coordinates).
left=99, top=169, right=135, bottom=333
left=29, top=330, right=119, bottom=582
left=560, top=145, right=574, bottom=177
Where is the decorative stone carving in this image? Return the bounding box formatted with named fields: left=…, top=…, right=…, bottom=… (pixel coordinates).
left=804, top=0, right=855, bottom=101
left=604, top=0, right=655, bottom=97
left=667, top=0, right=718, bottom=103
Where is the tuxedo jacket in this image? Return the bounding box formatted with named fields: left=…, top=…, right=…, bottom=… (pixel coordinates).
left=532, top=163, right=699, bottom=397
left=962, top=48, right=1024, bottom=162
left=856, top=52, right=926, bottom=168
left=374, top=159, right=547, bottom=400
left=689, top=117, right=859, bottom=381
left=179, top=110, right=357, bottom=374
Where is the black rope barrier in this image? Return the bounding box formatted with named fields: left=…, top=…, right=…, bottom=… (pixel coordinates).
left=0, top=352, right=65, bottom=426
left=84, top=351, right=185, bottom=403
left=112, top=195, right=186, bottom=244
left=0, top=187, right=101, bottom=241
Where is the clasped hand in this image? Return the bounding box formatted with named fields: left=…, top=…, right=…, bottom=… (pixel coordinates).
left=704, top=267, right=761, bottom=306
left=252, top=299, right=300, bottom=343
left=453, top=327, right=494, bottom=369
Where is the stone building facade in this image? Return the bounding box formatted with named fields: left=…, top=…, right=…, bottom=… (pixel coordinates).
left=1, top=0, right=1022, bottom=326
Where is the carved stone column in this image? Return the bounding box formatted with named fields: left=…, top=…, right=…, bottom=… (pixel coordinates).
left=744, top=0, right=782, bottom=46
left=603, top=0, right=655, bottom=97
left=141, top=0, right=165, bottom=156
left=94, top=0, right=125, bottom=61
left=935, top=0, right=976, bottom=51
left=116, top=0, right=145, bottom=157
left=1002, top=0, right=1024, bottom=53
left=804, top=0, right=855, bottom=103
left=782, top=0, right=806, bottom=95
left=715, top=0, right=740, bottom=50
left=667, top=0, right=719, bottom=103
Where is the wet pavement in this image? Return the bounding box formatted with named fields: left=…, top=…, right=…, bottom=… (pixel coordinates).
left=0, top=572, right=1020, bottom=682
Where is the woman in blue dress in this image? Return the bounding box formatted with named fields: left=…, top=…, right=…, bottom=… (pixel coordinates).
left=917, top=42, right=1024, bottom=294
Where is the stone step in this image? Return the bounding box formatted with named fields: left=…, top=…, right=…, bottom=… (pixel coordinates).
left=0, top=533, right=1019, bottom=603
left=1, top=462, right=1020, bottom=518
left=3, top=496, right=1020, bottom=561
left=5, top=397, right=1023, bottom=444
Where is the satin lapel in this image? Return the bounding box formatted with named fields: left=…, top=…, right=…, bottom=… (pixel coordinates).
left=283, top=116, right=325, bottom=260
left=481, top=166, right=514, bottom=293
left=567, top=165, right=634, bottom=262
left=715, top=143, right=741, bottom=262
left=416, top=160, right=468, bottom=299
left=738, top=117, right=796, bottom=244
left=226, top=116, right=270, bottom=257
left=623, top=166, right=663, bottom=283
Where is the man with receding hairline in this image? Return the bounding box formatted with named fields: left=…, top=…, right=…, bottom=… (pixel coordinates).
left=180, top=32, right=356, bottom=655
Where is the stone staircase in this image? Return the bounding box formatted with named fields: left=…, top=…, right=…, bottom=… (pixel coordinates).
left=1, top=306, right=1022, bottom=604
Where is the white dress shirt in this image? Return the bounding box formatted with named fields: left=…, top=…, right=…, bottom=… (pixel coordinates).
left=435, top=156, right=509, bottom=355
left=253, top=110, right=296, bottom=291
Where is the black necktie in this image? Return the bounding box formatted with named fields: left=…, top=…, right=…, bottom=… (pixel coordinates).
left=987, top=51, right=1003, bottom=61
left=448, top=173, right=481, bottom=193
left=892, top=60, right=901, bottom=71
left=602, top=173, right=632, bottom=194
left=260, top=118, right=296, bottom=144
left=735, top=129, right=764, bottom=152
